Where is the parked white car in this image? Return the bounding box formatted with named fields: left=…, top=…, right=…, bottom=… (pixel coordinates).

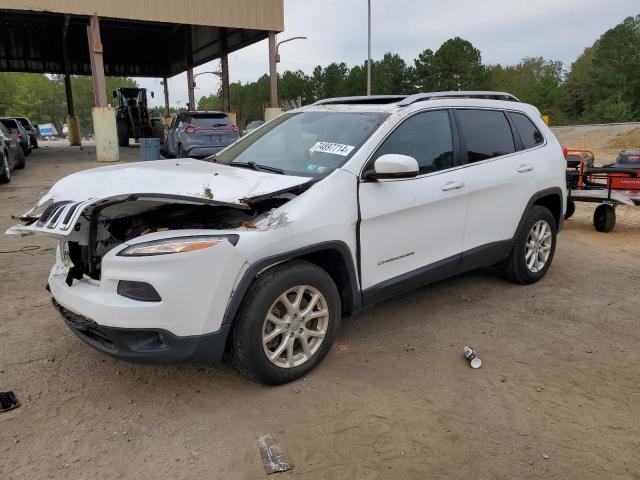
left=8, top=92, right=567, bottom=385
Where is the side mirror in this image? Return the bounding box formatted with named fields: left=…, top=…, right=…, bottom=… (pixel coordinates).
left=364, top=154, right=419, bottom=180
left=112, top=90, right=117, bottom=98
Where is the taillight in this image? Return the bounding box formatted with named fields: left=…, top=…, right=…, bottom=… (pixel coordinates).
left=231, top=124, right=239, bottom=133
left=15, top=131, right=23, bottom=137
left=562, top=145, right=568, bottom=159
left=184, top=124, right=198, bottom=134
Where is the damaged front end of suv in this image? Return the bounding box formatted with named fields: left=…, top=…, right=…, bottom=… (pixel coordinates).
left=7, top=159, right=314, bottom=363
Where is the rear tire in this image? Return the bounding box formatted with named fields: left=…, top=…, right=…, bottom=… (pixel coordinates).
left=231, top=260, right=341, bottom=385
left=503, top=205, right=557, bottom=285
left=116, top=120, right=129, bottom=147
left=14, top=148, right=25, bottom=170
left=0, top=150, right=11, bottom=183
left=593, top=204, right=615, bottom=233
left=565, top=198, right=575, bottom=220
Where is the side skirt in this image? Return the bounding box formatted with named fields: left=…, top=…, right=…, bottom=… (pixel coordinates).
left=360, top=239, right=513, bottom=309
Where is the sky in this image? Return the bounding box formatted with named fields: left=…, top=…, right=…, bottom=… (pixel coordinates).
left=139, top=0, right=639, bottom=109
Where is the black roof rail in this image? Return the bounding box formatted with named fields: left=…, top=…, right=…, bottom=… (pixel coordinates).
left=313, top=95, right=408, bottom=106
left=398, top=91, right=520, bottom=106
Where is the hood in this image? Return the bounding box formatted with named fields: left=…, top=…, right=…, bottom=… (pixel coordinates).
left=35, top=159, right=311, bottom=205
left=7, top=159, right=312, bottom=237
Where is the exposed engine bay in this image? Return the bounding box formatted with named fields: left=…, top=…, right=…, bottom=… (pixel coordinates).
left=65, top=195, right=293, bottom=282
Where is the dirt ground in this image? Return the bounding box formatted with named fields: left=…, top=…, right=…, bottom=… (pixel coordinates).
left=1, top=138, right=640, bottom=479
left=552, top=122, right=640, bottom=164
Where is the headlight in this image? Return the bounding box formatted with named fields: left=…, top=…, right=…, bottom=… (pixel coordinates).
left=118, top=235, right=238, bottom=257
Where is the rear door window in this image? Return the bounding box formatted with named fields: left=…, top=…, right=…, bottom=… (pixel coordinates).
left=190, top=114, right=231, bottom=128
left=455, top=109, right=515, bottom=162
left=510, top=112, right=544, bottom=149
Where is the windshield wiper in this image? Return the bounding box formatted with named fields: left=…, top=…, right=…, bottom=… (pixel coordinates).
left=231, top=161, right=285, bottom=175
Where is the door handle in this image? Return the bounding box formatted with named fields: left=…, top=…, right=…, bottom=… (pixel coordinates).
left=517, top=164, right=534, bottom=173
left=441, top=180, right=465, bottom=191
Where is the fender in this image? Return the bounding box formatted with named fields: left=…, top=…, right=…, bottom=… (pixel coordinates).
left=221, top=241, right=360, bottom=325
left=517, top=186, right=565, bottom=233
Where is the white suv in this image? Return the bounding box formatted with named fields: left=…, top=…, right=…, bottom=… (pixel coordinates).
left=9, top=92, right=566, bottom=385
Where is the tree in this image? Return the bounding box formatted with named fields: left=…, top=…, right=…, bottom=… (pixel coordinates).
left=562, top=15, right=640, bottom=123
left=372, top=53, right=414, bottom=94
left=428, top=37, right=486, bottom=91
left=487, top=57, right=566, bottom=123
left=413, top=48, right=434, bottom=91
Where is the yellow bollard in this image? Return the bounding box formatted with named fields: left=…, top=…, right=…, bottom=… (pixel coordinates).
left=543, top=115, right=550, bottom=125
left=92, top=107, right=119, bottom=162
left=67, top=117, right=81, bottom=146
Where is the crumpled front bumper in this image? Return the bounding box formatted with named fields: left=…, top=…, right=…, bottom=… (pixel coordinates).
left=53, top=300, right=230, bottom=364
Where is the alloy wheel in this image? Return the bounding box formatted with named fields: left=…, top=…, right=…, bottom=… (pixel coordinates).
left=525, top=219, right=552, bottom=273
left=262, top=285, right=329, bottom=368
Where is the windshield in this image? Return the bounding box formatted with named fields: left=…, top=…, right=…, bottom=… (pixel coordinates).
left=216, top=111, right=388, bottom=177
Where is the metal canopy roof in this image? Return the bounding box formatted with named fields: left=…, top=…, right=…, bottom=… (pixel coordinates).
left=0, top=0, right=284, bottom=77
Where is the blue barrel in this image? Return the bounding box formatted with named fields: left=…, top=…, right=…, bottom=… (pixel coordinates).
left=139, top=138, right=161, bottom=161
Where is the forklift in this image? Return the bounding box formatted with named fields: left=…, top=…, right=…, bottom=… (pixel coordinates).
left=113, top=87, right=157, bottom=146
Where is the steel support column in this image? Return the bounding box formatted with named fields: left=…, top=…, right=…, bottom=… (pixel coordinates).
left=268, top=31, right=278, bottom=108
left=187, top=67, right=195, bottom=110
left=221, top=28, right=230, bottom=113
left=221, top=55, right=230, bottom=112
left=163, top=77, right=170, bottom=116
left=86, top=15, right=107, bottom=107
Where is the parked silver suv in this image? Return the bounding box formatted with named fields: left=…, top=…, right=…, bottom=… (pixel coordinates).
left=163, top=111, right=240, bottom=158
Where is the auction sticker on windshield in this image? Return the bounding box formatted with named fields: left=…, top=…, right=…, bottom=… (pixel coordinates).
left=310, top=142, right=355, bottom=156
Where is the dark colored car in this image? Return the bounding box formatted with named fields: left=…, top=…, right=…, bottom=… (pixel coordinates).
left=0, top=118, right=31, bottom=156
left=14, top=117, right=39, bottom=149
left=164, top=111, right=240, bottom=158
left=243, top=120, right=265, bottom=135
left=0, top=122, right=26, bottom=183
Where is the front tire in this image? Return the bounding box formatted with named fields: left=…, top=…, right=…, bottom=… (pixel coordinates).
left=116, top=120, right=129, bottom=147
left=503, top=205, right=557, bottom=284
left=0, top=150, right=11, bottom=183
left=14, top=148, right=25, bottom=170
left=565, top=198, right=575, bottom=220
left=231, top=260, right=341, bottom=385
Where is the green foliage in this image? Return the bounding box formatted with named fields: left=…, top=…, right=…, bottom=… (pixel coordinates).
left=418, top=37, right=487, bottom=91
left=487, top=57, right=567, bottom=123
left=587, top=96, right=637, bottom=123
left=563, top=15, right=640, bottom=123
left=0, top=73, right=137, bottom=134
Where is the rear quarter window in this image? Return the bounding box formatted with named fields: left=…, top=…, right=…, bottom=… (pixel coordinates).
left=510, top=112, right=544, bottom=149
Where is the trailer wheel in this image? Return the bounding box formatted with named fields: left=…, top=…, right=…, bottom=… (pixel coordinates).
left=565, top=199, right=575, bottom=220
left=593, top=204, right=616, bottom=233
left=116, top=120, right=129, bottom=147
